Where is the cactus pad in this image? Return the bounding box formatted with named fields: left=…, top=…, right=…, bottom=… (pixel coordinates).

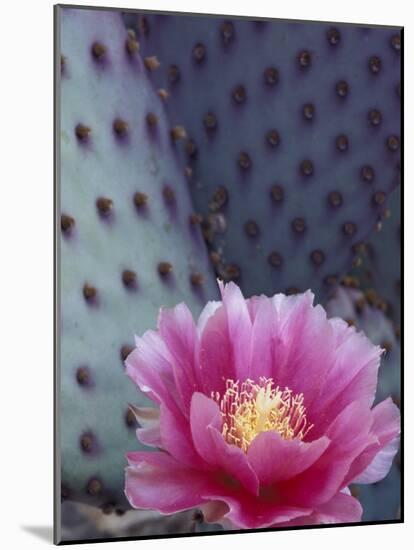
left=129, top=13, right=401, bottom=303
left=58, top=6, right=217, bottom=517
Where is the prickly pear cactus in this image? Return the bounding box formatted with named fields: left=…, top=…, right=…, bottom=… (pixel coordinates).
left=58, top=6, right=217, bottom=516
left=60, top=501, right=218, bottom=542
left=127, top=13, right=401, bottom=302
left=350, top=186, right=401, bottom=325
left=326, top=286, right=401, bottom=521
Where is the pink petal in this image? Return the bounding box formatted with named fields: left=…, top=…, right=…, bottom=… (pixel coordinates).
left=248, top=297, right=278, bottom=380
left=201, top=500, right=230, bottom=522
left=128, top=405, right=160, bottom=424
left=311, top=325, right=382, bottom=437
left=126, top=450, right=309, bottom=529
left=128, top=405, right=162, bottom=447
left=269, top=292, right=336, bottom=408
left=190, top=392, right=259, bottom=495
left=329, top=317, right=355, bottom=347
left=277, top=492, right=362, bottom=527
left=308, top=491, right=363, bottom=524
left=246, top=295, right=266, bottom=321
left=203, top=489, right=312, bottom=529
left=345, top=397, right=400, bottom=485
left=199, top=306, right=236, bottom=395
left=133, top=329, right=175, bottom=375
left=354, top=436, right=400, bottom=484
left=125, top=452, right=209, bottom=513
left=208, top=427, right=259, bottom=495
left=282, top=399, right=375, bottom=507
left=125, top=332, right=179, bottom=412
left=247, top=431, right=330, bottom=483
left=159, top=401, right=205, bottom=468
left=280, top=303, right=336, bottom=410
left=189, top=392, right=222, bottom=457
left=219, top=281, right=252, bottom=381
left=158, top=303, right=201, bottom=412
left=265, top=293, right=303, bottom=385
left=136, top=425, right=162, bottom=447
left=197, top=300, right=222, bottom=336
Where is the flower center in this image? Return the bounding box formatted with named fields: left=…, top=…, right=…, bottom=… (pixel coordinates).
left=212, top=378, right=313, bottom=452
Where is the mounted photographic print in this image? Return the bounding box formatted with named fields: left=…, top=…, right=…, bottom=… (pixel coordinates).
left=54, top=4, right=403, bottom=544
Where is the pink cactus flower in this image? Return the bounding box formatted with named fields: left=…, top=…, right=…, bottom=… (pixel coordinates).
left=124, top=282, right=400, bottom=529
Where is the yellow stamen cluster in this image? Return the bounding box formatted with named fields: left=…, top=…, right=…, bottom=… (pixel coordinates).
left=212, top=378, right=313, bottom=452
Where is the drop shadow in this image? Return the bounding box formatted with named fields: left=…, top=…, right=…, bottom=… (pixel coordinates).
left=21, top=525, right=54, bottom=543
